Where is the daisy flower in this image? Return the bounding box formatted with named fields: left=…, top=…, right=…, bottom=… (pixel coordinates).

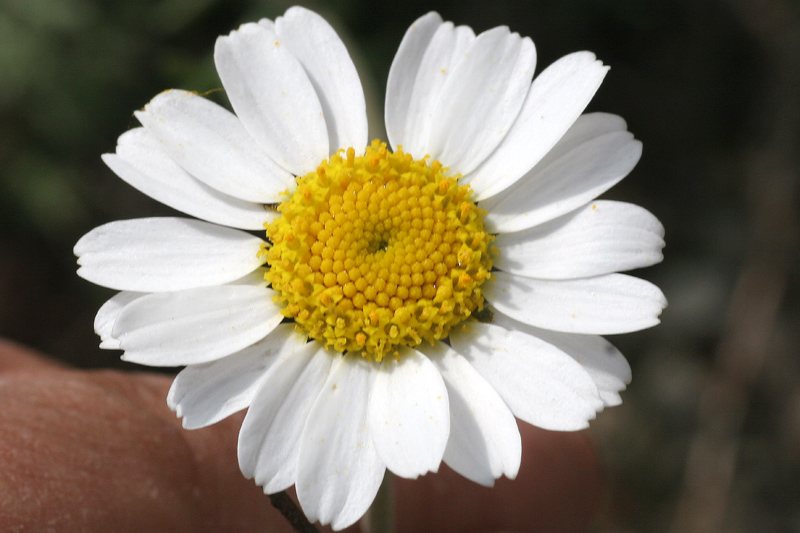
left=75, top=6, right=666, bottom=530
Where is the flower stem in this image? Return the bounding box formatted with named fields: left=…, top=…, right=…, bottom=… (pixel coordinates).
left=361, top=472, right=395, bottom=533
left=268, top=491, right=318, bottom=532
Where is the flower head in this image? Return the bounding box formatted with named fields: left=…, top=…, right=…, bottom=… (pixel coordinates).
left=76, top=6, right=666, bottom=530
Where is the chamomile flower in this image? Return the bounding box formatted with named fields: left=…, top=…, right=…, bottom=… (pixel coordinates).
left=76, top=7, right=666, bottom=530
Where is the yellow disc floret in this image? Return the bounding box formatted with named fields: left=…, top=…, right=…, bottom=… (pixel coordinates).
left=265, top=140, right=492, bottom=361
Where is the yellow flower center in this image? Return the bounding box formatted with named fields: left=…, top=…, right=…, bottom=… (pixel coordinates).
left=265, top=140, right=493, bottom=361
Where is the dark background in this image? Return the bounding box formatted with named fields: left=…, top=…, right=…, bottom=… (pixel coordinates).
left=1, top=0, right=798, bottom=530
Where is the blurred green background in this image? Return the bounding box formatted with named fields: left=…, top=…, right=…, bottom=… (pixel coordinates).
left=1, top=0, right=798, bottom=530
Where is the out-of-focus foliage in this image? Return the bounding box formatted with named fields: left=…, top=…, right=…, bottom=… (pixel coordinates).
left=1, top=0, right=798, bottom=531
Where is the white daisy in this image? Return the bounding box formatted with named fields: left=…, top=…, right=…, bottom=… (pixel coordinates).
left=75, top=6, right=666, bottom=530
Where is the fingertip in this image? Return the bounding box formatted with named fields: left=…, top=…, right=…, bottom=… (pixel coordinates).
left=123, top=372, right=293, bottom=531
left=0, top=338, right=65, bottom=373
left=394, top=421, right=602, bottom=533
left=0, top=366, right=290, bottom=532
left=0, top=346, right=603, bottom=532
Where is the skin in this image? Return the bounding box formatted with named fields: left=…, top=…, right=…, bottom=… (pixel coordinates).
left=0, top=339, right=602, bottom=532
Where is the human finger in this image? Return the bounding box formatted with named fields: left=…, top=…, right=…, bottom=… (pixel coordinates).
left=0, top=343, right=601, bottom=532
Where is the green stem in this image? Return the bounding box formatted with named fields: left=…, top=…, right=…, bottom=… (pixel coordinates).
left=268, top=491, right=318, bottom=532
left=361, top=471, right=395, bottom=533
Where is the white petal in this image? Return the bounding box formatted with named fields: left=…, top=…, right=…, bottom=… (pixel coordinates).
left=227, top=267, right=269, bottom=287
left=275, top=7, right=367, bottom=154
left=106, top=128, right=275, bottom=230
left=542, top=111, right=629, bottom=162
left=493, top=313, right=630, bottom=406
left=168, top=324, right=307, bottom=430
left=485, top=271, right=667, bottom=334
left=426, top=27, right=536, bottom=175
left=74, top=217, right=267, bottom=292
left=112, top=285, right=282, bottom=366
left=481, top=128, right=642, bottom=234
left=297, top=357, right=385, bottom=531
left=384, top=12, right=441, bottom=152
left=493, top=200, right=665, bottom=279
left=238, top=341, right=332, bottom=493
left=450, top=322, right=601, bottom=431
left=367, top=347, right=449, bottom=479
left=420, top=342, right=521, bottom=486
left=407, top=24, right=476, bottom=158
left=385, top=13, right=476, bottom=157
left=464, top=52, right=608, bottom=200
left=134, top=91, right=294, bottom=203
left=94, top=271, right=269, bottom=351
left=94, top=291, right=144, bottom=349
left=215, top=22, right=328, bottom=176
